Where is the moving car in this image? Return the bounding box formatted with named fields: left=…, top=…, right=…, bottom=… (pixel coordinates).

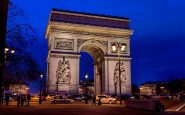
left=30, top=95, right=39, bottom=102
left=157, top=94, right=169, bottom=100
left=46, top=95, right=52, bottom=101
left=96, top=95, right=117, bottom=104
left=51, top=98, right=74, bottom=104
left=68, top=94, right=85, bottom=100
left=50, top=95, right=74, bottom=104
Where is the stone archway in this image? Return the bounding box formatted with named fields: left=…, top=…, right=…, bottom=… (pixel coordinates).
left=80, top=43, right=105, bottom=95
left=45, top=9, right=133, bottom=95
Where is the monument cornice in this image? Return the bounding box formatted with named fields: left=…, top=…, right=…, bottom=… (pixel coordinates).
left=49, top=53, right=80, bottom=59
left=46, top=22, right=133, bottom=38
left=104, top=56, right=132, bottom=61
left=52, top=10, right=130, bottom=22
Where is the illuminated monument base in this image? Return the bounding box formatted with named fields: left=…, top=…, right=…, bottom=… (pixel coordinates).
left=45, top=9, right=133, bottom=95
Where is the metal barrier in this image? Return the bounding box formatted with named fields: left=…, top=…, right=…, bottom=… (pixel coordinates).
left=125, top=99, right=164, bottom=112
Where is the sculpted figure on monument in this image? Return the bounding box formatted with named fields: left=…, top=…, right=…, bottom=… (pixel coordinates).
left=113, top=62, right=126, bottom=85
left=56, top=57, right=71, bottom=83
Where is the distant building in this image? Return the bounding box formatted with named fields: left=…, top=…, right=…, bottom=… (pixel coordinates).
left=139, top=82, right=170, bottom=95
left=156, top=82, right=169, bottom=95
left=140, top=83, right=156, bottom=95
left=79, top=80, right=94, bottom=95
left=4, top=83, right=29, bottom=95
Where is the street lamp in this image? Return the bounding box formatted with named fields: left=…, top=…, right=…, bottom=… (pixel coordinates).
left=4, top=48, right=15, bottom=59
left=85, top=73, right=88, bottom=104
left=85, top=73, right=88, bottom=94
left=0, top=0, right=9, bottom=106
left=39, top=74, right=43, bottom=104
left=111, top=42, right=126, bottom=105
left=25, top=87, right=30, bottom=94
left=85, top=73, right=88, bottom=80
left=160, top=86, right=164, bottom=95
left=1, top=47, right=15, bottom=105
left=139, top=87, right=144, bottom=96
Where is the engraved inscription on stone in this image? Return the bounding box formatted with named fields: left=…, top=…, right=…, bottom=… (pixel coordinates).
left=113, top=62, right=126, bottom=85
left=54, top=38, right=74, bottom=50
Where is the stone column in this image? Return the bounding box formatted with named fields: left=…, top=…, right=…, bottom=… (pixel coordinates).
left=94, top=64, right=96, bottom=95
left=68, top=56, right=80, bottom=94
left=94, top=64, right=101, bottom=95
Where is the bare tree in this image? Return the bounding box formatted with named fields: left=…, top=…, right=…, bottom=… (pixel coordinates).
left=4, top=1, right=42, bottom=85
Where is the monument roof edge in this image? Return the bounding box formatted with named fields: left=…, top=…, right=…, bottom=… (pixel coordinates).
left=52, top=8, right=130, bottom=21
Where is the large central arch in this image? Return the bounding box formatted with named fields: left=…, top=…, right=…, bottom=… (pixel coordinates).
left=45, top=9, right=133, bottom=95
left=80, top=42, right=105, bottom=95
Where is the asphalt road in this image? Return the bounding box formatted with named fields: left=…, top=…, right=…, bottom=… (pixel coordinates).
left=1, top=100, right=185, bottom=115
left=1, top=103, right=185, bottom=115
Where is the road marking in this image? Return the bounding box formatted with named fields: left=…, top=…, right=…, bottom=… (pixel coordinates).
left=176, top=103, right=185, bottom=111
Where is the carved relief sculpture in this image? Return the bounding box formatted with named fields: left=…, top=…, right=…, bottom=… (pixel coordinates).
left=54, top=38, right=74, bottom=50
left=77, top=39, right=87, bottom=48
left=113, top=62, right=126, bottom=85
left=56, top=57, right=71, bottom=83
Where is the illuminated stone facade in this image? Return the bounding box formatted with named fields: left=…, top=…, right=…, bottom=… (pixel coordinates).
left=46, top=9, right=133, bottom=95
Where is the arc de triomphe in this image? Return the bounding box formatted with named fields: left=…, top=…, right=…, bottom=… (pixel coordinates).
left=45, top=9, right=133, bottom=95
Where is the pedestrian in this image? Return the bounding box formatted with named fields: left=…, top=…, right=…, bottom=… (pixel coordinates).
left=98, top=97, right=101, bottom=106
left=92, top=95, right=96, bottom=106
left=23, top=95, right=26, bottom=106
left=27, top=94, right=30, bottom=106
left=160, top=103, right=165, bottom=112
left=21, top=94, right=24, bottom=106
left=1, top=94, right=4, bottom=104
left=85, top=96, right=88, bottom=104
left=155, top=100, right=164, bottom=112
left=5, top=93, right=10, bottom=106
left=17, top=94, right=21, bottom=107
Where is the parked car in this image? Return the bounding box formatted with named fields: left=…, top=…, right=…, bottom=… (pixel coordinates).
left=68, top=94, right=85, bottom=100
left=30, top=95, right=39, bottom=102
left=96, top=95, right=117, bottom=104
left=81, top=94, right=92, bottom=100
left=53, top=95, right=63, bottom=99
left=51, top=96, right=74, bottom=104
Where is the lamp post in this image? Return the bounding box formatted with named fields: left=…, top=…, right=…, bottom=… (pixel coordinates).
left=160, top=86, right=164, bottom=95
left=85, top=73, right=88, bottom=94
left=1, top=48, right=14, bottom=104
left=85, top=73, right=88, bottom=104
left=39, top=74, right=43, bottom=104
left=111, top=42, right=126, bottom=105
left=85, top=73, right=88, bottom=81
left=0, top=0, right=9, bottom=106
left=139, top=87, right=144, bottom=96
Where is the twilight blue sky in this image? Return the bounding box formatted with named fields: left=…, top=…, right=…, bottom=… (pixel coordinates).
left=11, top=0, right=185, bottom=92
